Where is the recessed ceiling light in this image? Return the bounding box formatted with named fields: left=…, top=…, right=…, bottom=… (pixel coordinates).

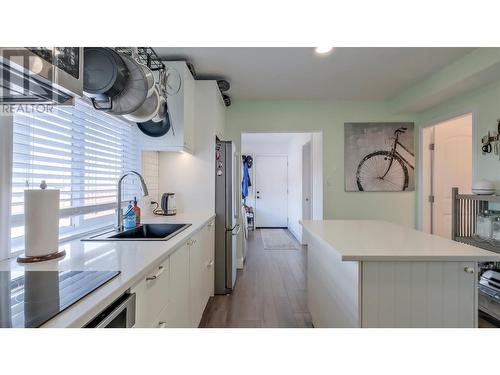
left=315, top=47, right=334, bottom=55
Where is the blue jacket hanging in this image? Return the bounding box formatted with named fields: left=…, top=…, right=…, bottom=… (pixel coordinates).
left=242, top=161, right=250, bottom=199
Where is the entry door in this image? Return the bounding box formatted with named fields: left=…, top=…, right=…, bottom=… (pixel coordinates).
left=433, top=114, right=472, bottom=238
left=255, top=155, right=288, bottom=227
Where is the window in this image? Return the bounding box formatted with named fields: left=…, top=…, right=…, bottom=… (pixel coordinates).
left=10, top=98, right=141, bottom=254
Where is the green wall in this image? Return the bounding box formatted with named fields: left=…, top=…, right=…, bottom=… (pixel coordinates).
left=415, top=79, right=500, bottom=225
left=417, top=79, right=500, bottom=183
left=225, top=100, right=417, bottom=227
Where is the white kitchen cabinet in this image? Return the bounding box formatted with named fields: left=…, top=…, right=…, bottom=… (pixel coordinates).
left=189, top=235, right=206, bottom=326
left=188, top=220, right=215, bottom=327
left=130, top=220, right=215, bottom=328
left=130, top=258, right=170, bottom=328
left=166, top=243, right=191, bottom=327
left=361, top=261, right=477, bottom=328
left=203, top=220, right=215, bottom=299
left=139, top=61, right=195, bottom=153
left=302, top=220, right=492, bottom=328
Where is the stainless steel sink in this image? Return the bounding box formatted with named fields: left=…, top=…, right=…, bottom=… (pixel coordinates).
left=82, top=223, right=191, bottom=242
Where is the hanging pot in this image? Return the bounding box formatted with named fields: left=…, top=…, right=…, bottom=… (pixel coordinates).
left=123, top=85, right=161, bottom=123
left=83, top=48, right=129, bottom=110
left=137, top=106, right=171, bottom=138
left=140, top=64, right=156, bottom=97
left=106, top=54, right=149, bottom=115
left=151, top=95, right=167, bottom=122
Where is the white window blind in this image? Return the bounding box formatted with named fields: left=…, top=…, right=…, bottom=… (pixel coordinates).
left=10, top=98, right=141, bottom=254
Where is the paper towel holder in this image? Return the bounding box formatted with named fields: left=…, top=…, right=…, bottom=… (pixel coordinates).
left=17, top=180, right=66, bottom=264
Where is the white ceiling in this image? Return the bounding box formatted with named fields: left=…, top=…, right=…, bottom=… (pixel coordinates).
left=155, top=47, right=474, bottom=101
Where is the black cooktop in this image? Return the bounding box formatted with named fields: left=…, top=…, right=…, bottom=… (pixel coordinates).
left=0, top=270, right=120, bottom=328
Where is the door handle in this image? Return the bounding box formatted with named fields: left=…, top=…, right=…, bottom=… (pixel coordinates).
left=146, top=265, right=165, bottom=281
left=206, top=259, right=214, bottom=268
left=464, top=266, right=475, bottom=274
left=232, top=223, right=241, bottom=235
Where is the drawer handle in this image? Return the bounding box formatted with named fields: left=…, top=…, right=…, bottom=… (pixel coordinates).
left=464, top=266, right=475, bottom=274
left=206, top=259, right=214, bottom=268
left=146, top=265, right=165, bottom=281
left=158, top=321, right=167, bottom=328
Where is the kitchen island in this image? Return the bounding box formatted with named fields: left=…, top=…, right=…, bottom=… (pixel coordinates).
left=302, top=220, right=500, bottom=328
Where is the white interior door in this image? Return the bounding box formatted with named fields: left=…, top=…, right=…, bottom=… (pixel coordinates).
left=302, top=142, right=312, bottom=221
left=255, top=155, right=288, bottom=227
left=432, top=114, right=472, bottom=238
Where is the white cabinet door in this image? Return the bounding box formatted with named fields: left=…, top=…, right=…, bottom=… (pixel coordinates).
left=189, top=234, right=206, bottom=327
left=204, top=220, right=215, bottom=299
left=188, top=221, right=215, bottom=327
left=131, top=258, right=170, bottom=328
left=167, top=243, right=191, bottom=327
left=361, top=261, right=477, bottom=328
left=254, top=155, right=288, bottom=227
left=139, top=61, right=195, bottom=153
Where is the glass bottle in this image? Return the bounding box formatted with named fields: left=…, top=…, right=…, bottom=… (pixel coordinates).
left=492, top=217, right=500, bottom=242
left=476, top=210, right=493, bottom=240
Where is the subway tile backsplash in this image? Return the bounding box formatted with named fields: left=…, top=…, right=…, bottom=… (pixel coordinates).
left=142, top=151, right=160, bottom=214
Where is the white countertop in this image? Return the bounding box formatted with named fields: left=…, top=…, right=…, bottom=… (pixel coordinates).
left=301, top=220, right=500, bottom=262
left=0, top=213, right=215, bottom=328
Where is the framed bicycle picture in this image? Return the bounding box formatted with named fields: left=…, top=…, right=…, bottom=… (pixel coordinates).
left=344, top=122, right=415, bottom=192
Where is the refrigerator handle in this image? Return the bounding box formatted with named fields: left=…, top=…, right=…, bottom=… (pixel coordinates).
left=233, top=150, right=240, bottom=220
left=232, top=223, right=241, bottom=236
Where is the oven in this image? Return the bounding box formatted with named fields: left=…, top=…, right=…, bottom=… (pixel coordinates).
left=478, top=269, right=500, bottom=326
left=84, top=292, right=136, bottom=328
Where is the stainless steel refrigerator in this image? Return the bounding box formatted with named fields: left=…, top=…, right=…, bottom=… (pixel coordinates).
left=215, top=139, right=239, bottom=295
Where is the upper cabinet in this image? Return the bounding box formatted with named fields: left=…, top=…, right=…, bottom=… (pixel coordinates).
left=139, top=61, right=195, bottom=153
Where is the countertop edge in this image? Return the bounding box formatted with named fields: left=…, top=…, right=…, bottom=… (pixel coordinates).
left=40, top=213, right=216, bottom=328
left=302, top=220, right=500, bottom=262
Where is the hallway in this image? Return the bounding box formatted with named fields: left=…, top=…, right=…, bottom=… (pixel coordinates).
left=200, top=229, right=312, bottom=328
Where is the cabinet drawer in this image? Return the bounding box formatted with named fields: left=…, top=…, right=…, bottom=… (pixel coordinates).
left=152, top=304, right=169, bottom=328
left=132, top=258, right=170, bottom=327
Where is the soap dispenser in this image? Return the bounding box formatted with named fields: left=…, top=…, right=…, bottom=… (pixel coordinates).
left=123, top=201, right=136, bottom=230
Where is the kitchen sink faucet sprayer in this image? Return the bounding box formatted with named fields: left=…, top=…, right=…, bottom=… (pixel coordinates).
left=117, top=171, right=149, bottom=231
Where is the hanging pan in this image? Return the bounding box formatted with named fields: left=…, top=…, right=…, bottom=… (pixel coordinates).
left=137, top=101, right=171, bottom=137
left=106, top=53, right=149, bottom=115
left=83, top=47, right=130, bottom=110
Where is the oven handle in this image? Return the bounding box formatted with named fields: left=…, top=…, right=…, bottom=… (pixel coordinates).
left=94, top=293, right=136, bottom=328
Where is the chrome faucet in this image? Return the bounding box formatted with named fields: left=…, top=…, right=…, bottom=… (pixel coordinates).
left=116, top=171, right=149, bottom=231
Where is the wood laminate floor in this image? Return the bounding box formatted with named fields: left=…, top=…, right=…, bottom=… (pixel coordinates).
left=199, top=229, right=312, bottom=328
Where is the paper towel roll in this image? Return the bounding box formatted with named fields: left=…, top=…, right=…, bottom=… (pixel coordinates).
left=24, top=189, right=60, bottom=257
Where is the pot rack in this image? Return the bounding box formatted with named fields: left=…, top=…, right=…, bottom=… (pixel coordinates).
left=114, top=47, right=165, bottom=71
left=114, top=47, right=231, bottom=106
